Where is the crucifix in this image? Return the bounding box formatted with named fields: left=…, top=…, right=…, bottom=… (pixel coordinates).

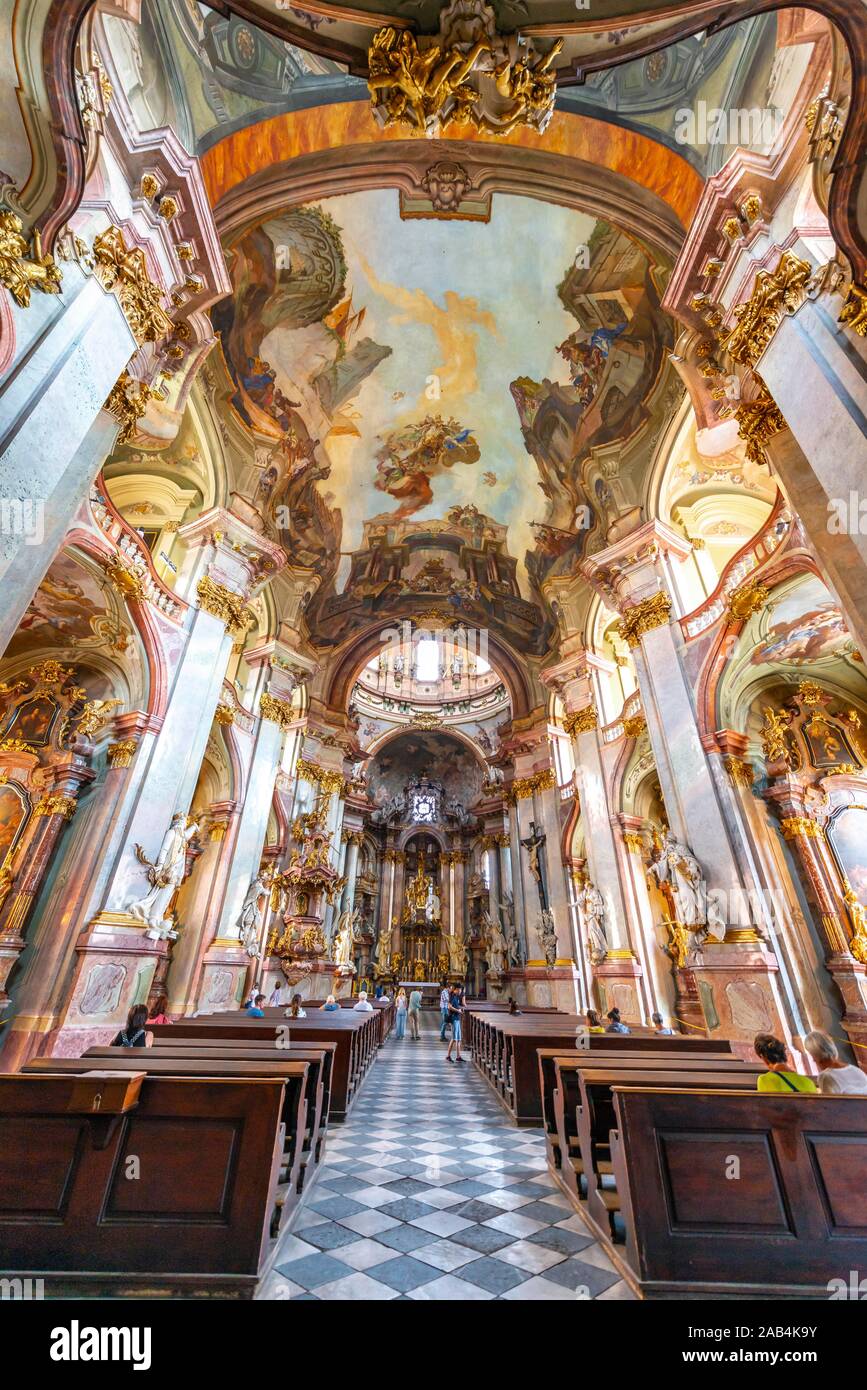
left=520, top=819, right=549, bottom=912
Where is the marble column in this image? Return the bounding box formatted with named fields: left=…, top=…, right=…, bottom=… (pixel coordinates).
left=0, top=269, right=135, bottom=653
left=168, top=801, right=241, bottom=1016
left=583, top=521, right=796, bottom=1049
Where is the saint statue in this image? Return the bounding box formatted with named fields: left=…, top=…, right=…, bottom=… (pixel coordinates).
left=236, top=868, right=270, bottom=957
left=332, top=914, right=355, bottom=970
left=535, top=908, right=558, bottom=967
left=577, top=878, right=608, bottom=964
left=484, top=910, right=509, bottom=975
left=647, top=830, right=726, bottom=946
left=445, top=932, right=465, bottom=975
left=520, top=820, right=549, bottom=910
left=129, top=812, right=200, bottom=940
left=424, top=877, right=441, bottom=924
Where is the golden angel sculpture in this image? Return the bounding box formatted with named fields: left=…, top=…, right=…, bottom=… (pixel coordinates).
left=367, top=3, right=563, bottom=139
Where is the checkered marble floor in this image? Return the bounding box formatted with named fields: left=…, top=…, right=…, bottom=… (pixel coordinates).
left=258, top=1023, right=636, bottom=1301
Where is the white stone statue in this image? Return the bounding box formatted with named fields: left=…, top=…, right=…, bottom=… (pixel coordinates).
left=332, top=914, right=355, bottom=970
left=129, top=812, right=199, bottom=940
left=375, top=919, right=393, bottom=967
left=425, top=879, right=441, bottom=924
left=535, top=908, right=558, bottom=967
left=648, top=830, right=726, bottom=946
left=577, top=878, right=608, bottom=963
left=236, top=869, right=270, bottom=957
left=445, top=931, right=465, bottom=974
left=485, top=911, right=509, bottom=974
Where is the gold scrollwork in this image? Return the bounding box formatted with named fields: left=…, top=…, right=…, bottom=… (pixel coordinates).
left=107, top=740, right=137, bottom=769
left=780, top=816, right=823, bottom=840
left=726, top=579, right=768, bottom=624
left=723, top=250, right=812, bottom=367
left=104, top=372, right=161, bottom=446
left=93, top=226, right=173, bottom=343
left=723, top=755, right=755, bottom=789
left=510, top=768, right=556, bottom=801
left=33, top=792, right=77, bottom=820
left=564, top=705, right=597, bottom=737
left=735, top=381, right=786, bottom=467
left=616, top=592, right=671, bottom=649
left=260, top=691, right=294, bottom=730
left=0, top=212, right=63, bottom=307
left=196, top=576, right=251, bottom=638
left=296, top=757, right=347, bottom=798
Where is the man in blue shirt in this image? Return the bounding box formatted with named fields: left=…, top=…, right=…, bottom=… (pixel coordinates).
left=246, top=994, right=265, bottom=1018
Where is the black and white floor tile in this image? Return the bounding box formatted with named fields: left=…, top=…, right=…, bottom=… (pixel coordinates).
left=258, top=1023, right=636, bottom=1301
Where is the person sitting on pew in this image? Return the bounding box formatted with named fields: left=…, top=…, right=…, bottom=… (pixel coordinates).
left=374, top=984, right=384, bottom=1000
left=651, top=1011, right=674, bottom=1035
left=754, top=1033, right=817, bottom=1093
left=322, top=994, right=340, bottom=1012
left=287, top=994, right=306, bottom=1018
left=353, top=991, right=374, bottom=1012
left=246, top=993, right=266, bottom=1018
left=111, top=1004, right=151, bottom=1048
left=507, top=998, right=522, bottom=1015
left=804, top=1030, right=867, bottom=1095
left=605, top=1007, right=630, bottom=1035
left=146, top=994, right=172, bottom=1026
left=586, top=1009, right=605, bottom=1033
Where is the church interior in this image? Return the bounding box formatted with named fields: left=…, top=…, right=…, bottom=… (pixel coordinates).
left=1, top=0, right=867, bottom=1312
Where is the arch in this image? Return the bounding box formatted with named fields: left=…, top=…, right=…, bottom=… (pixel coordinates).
left=325, top=620, right=533, bottom=722
left=365, top=721, right=490, bottom=774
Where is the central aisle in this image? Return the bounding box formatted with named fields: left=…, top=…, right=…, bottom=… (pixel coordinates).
left=260, top=1020, right=635, bottom=1300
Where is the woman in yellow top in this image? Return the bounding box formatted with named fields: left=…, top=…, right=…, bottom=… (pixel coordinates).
left=753, top=1033, right=818, bottom=1093
left=586, top=1009, right=605, bottom=1034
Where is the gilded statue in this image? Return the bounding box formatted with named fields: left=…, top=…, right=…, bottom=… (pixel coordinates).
left=483, top=38, right=563, bottom=136
left=663, top=917, right=691, bottom=971
left=0, top=212, right=63, bottom=307
left=368, top=27, right=491, bottom=134
left=843, top=880, right=867, bottom=966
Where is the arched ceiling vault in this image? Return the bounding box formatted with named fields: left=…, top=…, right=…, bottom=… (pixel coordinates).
left=34, top=1, right=867, bottom=278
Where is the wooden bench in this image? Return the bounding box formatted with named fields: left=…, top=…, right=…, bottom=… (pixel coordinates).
left=23, top=1052, right=311, bottom=1224
left=0, top=1071, right=287, bottom=1297
left=611, top=1087, right=867, bottom=1297
left=153, top=1009, right=379, bottom=1119
left=576, top=1065, right=762, bottom=1240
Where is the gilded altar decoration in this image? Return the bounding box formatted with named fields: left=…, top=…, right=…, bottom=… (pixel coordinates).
left=196, top=575, right=252, bottom=637
left=838, top=280, right=867, bottom=337
left=104, top=372, right=161, bottom=446
left=760, top=706, right=793, bottom=768
left=723, top=251, right=812, bottom=367
left=108, top=740, right=137, bottom=769
left=75, top=698, right=122, bottom=739
left=296, top=758, right=348, bottom=797
left=735, top=380, right=786, bottom=466
left=842, top=881, right=867, bottom=966
left=0, top=212, right=62, bottom=307
left=622, top=714, right=647, bottom=740
left=780, top=815, right=823, bottom=840
left=92, top=226, right=173, bottom=344
left=510, top=768, right=556, bottom=801
left=726, top=579, right=768, bottom=624
left=662, top=916, right=691, bottom=970
left=367, top=1, right=563, bottom=139
left=260, top=691, right=294, bottom=730
left=564, top=704, right=597, bottom=737
left=723, top=755, right=755, bottom=789
left=33, top=792, right=78, bottom=820
left=616, top=592, right=672, bottom=649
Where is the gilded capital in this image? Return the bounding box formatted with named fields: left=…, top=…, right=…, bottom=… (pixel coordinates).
left=196, top=576, right=251, bottom=637
left=107, top=739, right=137, bottom=769
left=510, top=768, right=556, bottom=801
left=616, top=592, right=671, bottom=649
left=564, top=704, right=597, bottom=737
left=260, top=691, right=293, bottom=730
left=723, top=250, right=812, bottom=367
left=33, top=792, right=77, bottom=820
left=93, top=226, right=173, bottom=343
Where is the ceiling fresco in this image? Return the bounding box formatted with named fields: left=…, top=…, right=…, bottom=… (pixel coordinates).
left=214, top=189, right=671, bottom=635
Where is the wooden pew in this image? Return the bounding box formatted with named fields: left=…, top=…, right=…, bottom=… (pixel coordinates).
left=538, top=1046, right=741, bottom=1182
left=146, top=1037, right=335, bottom=1175
left=610, top=1087, right=867, bottom=1297
left=23, top=1053, right=311, bottom=1223
left=471, top=1012, right=732, bottom=1123
left=153, top=1009, right=378, bottom=1119
left=463, top=1004, right=562, bottom=1054
left=576, top=1065, right=761, bottom=1240
left=0, top=1071, right=286, bottom=1297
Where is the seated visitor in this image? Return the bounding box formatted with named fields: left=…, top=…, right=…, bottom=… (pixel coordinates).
left=651, top=1011, right=674, bottom=1034
left=146, top=993, right=172, bottom=1026
left=111, top=1004, right=151, bottom=1048
left=246, top=994, right=266, bottom=1018
left=287, top=993, right=306, bottom=1018
left=586, top=1009, right=605, bottom=1033
left=804, top=1029, right=867, bottom=1094
left=322, top=994, right=340, bottom=1012
left=753, top=1033, right=817, bottom=1093
left=605, top=1007, right=630, bottom=1034
left=374, top=984, right=384, bottom=1000
left=353, top=991, right=374, bottom=1012
left=507, top=997, right=521, bottom=1015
